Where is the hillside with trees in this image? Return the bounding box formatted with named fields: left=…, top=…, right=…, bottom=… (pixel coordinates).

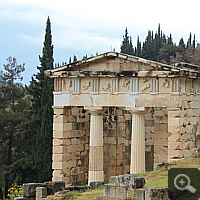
left=120, top=24, right=200, bottom=66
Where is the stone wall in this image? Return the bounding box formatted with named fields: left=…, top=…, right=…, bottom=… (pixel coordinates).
left=145, top=108, right=169, bottom=169
left=168, top=93, right=200, bottom=161
left=52, top=106, right=90, bottom=185
left=103, top=108, right=127, bottom=181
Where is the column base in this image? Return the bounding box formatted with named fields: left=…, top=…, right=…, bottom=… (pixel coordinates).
left=88, top=170, right=104, bottom=185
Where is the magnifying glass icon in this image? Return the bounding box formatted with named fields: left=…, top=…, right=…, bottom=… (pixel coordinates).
left=174, top=174, right=196, bottom=193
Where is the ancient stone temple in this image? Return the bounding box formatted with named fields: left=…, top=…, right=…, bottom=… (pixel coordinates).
left=45, top=51, right=200, bottom=186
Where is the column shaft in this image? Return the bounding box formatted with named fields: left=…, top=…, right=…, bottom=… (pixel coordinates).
left=87, top=109, right=104, bottom=185
left=130, top=109, right=146, bottom=174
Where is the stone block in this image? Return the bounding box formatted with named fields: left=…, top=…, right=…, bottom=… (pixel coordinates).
left=115, top=109, right=123, bottom=116
left=145, top=187, right=168, bottom=200
left=53, top=107, right=71, bottom=115
left=154, top=146, right=168, bottom=154
left=104, top=184, right=116, bottom=198
left=154, top=154, right=168, bottom=163
left=124, top=114, right=131, bottom=120
left=23, top=183, right=45, bottom=197
left=80, top=136, right=89, bottom=144
left=52, top=162, right=67, bottom=170
left=53, top=139, right=70, bottom=146
left=190, top=101, right=199, bottom=108
left=53, top=115, right=70, bottom=123
left=154, top=138, right=168, bottom=146
left=71, top=138, right=80, bottom=145
left=53, top=123, right=73, bottom=132
left=66, top=160, right=76, bottom=168
left=168, top=150, right=183, bottom=159
left=182, top=150, right=191, bottom=157
left=68, top=144, right=84, bottom=153
left=44, top=182, right=53, bottom=195
left=127, top=187, right=145, bottom=200
left=53, top=181, right=65, bottom=193
left=104, top=137, right=116, bottom=144
left=168, top=117, right=180, bottom=126
left=53, top=146, right=68, bottom=154
left=115, top=174, right=145, bottom=188
left=36, top=187, right=47, bottom=198
left=168, top=134, right=180, bottom=142
left=155, top=110, right=165, bottom=116
left=168, top=125, right=179, bottom=134
left=168, top=142, right=181, bottom=150
left=53, top=130, right=80, bottom=139
left=114, top=186, right=126, bottom=199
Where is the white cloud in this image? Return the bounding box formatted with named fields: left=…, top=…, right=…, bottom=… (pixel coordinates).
left=53, top=29, right=121, bottom=52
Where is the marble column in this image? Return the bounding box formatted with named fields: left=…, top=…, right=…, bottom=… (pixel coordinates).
left=84, top=106, right=106, bottom=185
left=126, top=107, right=148, bottom=174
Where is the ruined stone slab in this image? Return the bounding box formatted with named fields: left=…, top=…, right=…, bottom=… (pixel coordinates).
left=53, top=181, right=65, bottom=194
left=23, top=183, right=45, bottom=197
left=104, top=184, right=116, bottom=198
left=36, top=187, right=47, bottom=198
left=115, top=174, right=145, bottom=188
left=145, top=187, right=168, bottom=200
left=127, top=187, right=145, bottom=200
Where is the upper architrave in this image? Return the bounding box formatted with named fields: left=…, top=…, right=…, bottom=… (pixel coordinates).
left=45, top=51, right=200, bottom=79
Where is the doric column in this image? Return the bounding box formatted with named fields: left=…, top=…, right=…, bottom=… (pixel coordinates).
left=84, top=106, right=106, bottom=185
left=126, top=107, right=148, bottom=174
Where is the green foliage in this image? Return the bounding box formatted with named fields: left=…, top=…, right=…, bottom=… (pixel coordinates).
left=120, top=24, right=199, bottom=65
left=0, top=57, right=28, bottom=198
left=27, top=16, right=54, bottom=182
left=120, top=27, right=134, bottom=55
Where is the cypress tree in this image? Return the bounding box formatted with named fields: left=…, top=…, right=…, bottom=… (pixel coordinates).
left=187, top=32, right=192, bottom=48
left=136, top=36, right=141, bottom=57
left=120, top=27, right=134, bottom=55
left=192, top=34, right=196, bottom=49
left=27, top=16, right=54, bottom=182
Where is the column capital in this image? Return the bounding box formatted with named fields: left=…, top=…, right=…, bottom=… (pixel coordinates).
left=125, top=107, right=150, bottom=114
left=84, top=106, right=107, bottom=115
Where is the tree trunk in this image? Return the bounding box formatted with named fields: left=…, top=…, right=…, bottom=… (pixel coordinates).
left=4, top=174, right=8, bottom=199
left=0, top=187, right=3, bottom=200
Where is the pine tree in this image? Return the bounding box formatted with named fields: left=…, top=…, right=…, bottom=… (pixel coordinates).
left=0, top=57, right=27, bottom=197
left=27, top=16, right=54, bottom=182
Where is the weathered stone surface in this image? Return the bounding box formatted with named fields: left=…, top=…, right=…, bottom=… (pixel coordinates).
left=115, top=174, right=145, bottom=188
left=127, top=187, right=145, bottom=200
left=145, top=187, right=168, bottom=200
left=44, top=182, right=53, bottom=195
left=104, top=184, right=116, bottom=198
left=36, top=187, right=47, bottom=198
left=23, top=183, right=45, bottom=197
left=53, top=181, right=65, bottom=194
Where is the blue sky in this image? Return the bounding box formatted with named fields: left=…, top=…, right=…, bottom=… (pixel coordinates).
left=0, top=0, right=200, bottom=85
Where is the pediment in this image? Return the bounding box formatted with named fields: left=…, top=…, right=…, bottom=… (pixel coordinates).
left=45, top=52, right=200, bottom=79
